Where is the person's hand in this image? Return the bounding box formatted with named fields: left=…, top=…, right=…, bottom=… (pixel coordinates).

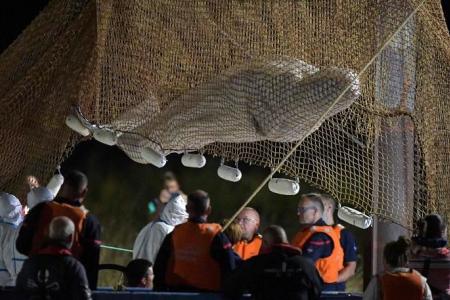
left=26, top=175, right=40, bottom=189
left=22, top=205, right=29, bottom=216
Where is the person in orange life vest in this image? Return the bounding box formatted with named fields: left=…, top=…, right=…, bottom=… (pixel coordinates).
left=363, top=236, right=432, bottom=300
left=153, top=190, right=240, bottom=292
left=16, top=170, right=101, bottom=290
left=233, top=207, right=263, bottom=260
left=291, top=193, right=344, bottom=289
left=321, top=194, right=357, bottom=291
left=410, top=214, right=450, bottom=299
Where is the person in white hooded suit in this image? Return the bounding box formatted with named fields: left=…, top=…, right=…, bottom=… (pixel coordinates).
left=133, top=193, right=188, bottom=263
left=0, top=192, right=27, bottom=286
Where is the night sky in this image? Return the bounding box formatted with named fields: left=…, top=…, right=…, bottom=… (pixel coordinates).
left=2, top=0, right=449, bottom=58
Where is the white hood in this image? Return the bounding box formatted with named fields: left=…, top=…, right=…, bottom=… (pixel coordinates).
left=159, top=194, right=188, bottom=226
left=0, top=192, right=23, bottom=227
left=132, top=194, right=188, bottom=262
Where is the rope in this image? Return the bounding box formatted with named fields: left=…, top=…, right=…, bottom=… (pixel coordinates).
left=222, top=0, right=427, bottom=231
left=101, top=244, right=133, bottom=254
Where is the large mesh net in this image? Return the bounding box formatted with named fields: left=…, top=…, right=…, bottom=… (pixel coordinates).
left=0, top=0, right=449, bottom=228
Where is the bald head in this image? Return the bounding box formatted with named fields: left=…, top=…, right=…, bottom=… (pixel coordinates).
left=187, top=190, right=211, bottom=218
left=263, top=225, right=288, bottom=244
left=320, top=194, right=336, bottom=225
left=58, top=170, right=88, bottom=202
left=242, top=207, right=260, bottom=223
left=261, top=225, right=288, bottom=252
left=236, top=207, right=260, bottom=241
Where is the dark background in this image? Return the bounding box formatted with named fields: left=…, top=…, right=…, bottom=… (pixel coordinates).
left=2, top=0, right=449, bottom=289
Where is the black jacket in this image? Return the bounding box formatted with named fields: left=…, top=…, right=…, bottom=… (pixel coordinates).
left=16, top=198, right=101, bottom=289
left=16, top=243, right=92, bottom=300
left=224, top=243, right=323, bottom=300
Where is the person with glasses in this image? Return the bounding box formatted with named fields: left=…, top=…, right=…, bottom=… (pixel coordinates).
left=233, top=207, right=263, bottom=260
left=291, top=193, right=344, bottom=291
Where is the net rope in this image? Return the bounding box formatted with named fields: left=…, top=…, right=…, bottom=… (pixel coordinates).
left=0, top=0, right=449, bottom=228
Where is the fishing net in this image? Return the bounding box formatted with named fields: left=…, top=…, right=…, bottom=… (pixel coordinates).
left=0, top=0, right=449, bottom=228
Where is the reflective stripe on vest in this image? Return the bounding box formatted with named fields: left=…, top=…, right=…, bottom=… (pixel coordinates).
left=233, top=234, right=262, bottom=260
left=31, top=202, right=86, bottom=258
left=167, top=222, right=222, bottom=291
left=291, top=225, right=344, bottom=283
left=380, top=270, right=423, bottom=300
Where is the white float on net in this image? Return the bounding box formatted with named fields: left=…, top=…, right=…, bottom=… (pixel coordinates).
left=46, top=173, right=64, bottom=198
left=141, top=147, right=167, bottom=168
left=268, top=177, right=300, bottom=195
left=92, top=126, right=119, bottom=146
left=181, top=153, right=206, bottom=168
left=217, top=160, right=242, bottom=182
left=65, top=114, right=90, bottom=136
left=337, top=206, right=372, bottom=229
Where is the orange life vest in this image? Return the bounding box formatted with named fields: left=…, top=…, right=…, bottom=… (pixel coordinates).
left=166, top=221, right=222, bottom=291
left=233, top=234, right=262, bottom=260
left=291, top=225, right=344, bottom=283
left=380, top=270, right=424, bottom=300
left=31, top=201, right=86, bottom=258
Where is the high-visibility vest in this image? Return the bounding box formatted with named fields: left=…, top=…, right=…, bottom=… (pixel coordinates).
left=31, top=201, right=86, bottom=258
left=167, top=222, right=222, bottom=291
left=291, top=225, right=344, bottom=283
left=233, top=234, right=262, bottom=260
left=380, top=270, right=423, bottom=300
